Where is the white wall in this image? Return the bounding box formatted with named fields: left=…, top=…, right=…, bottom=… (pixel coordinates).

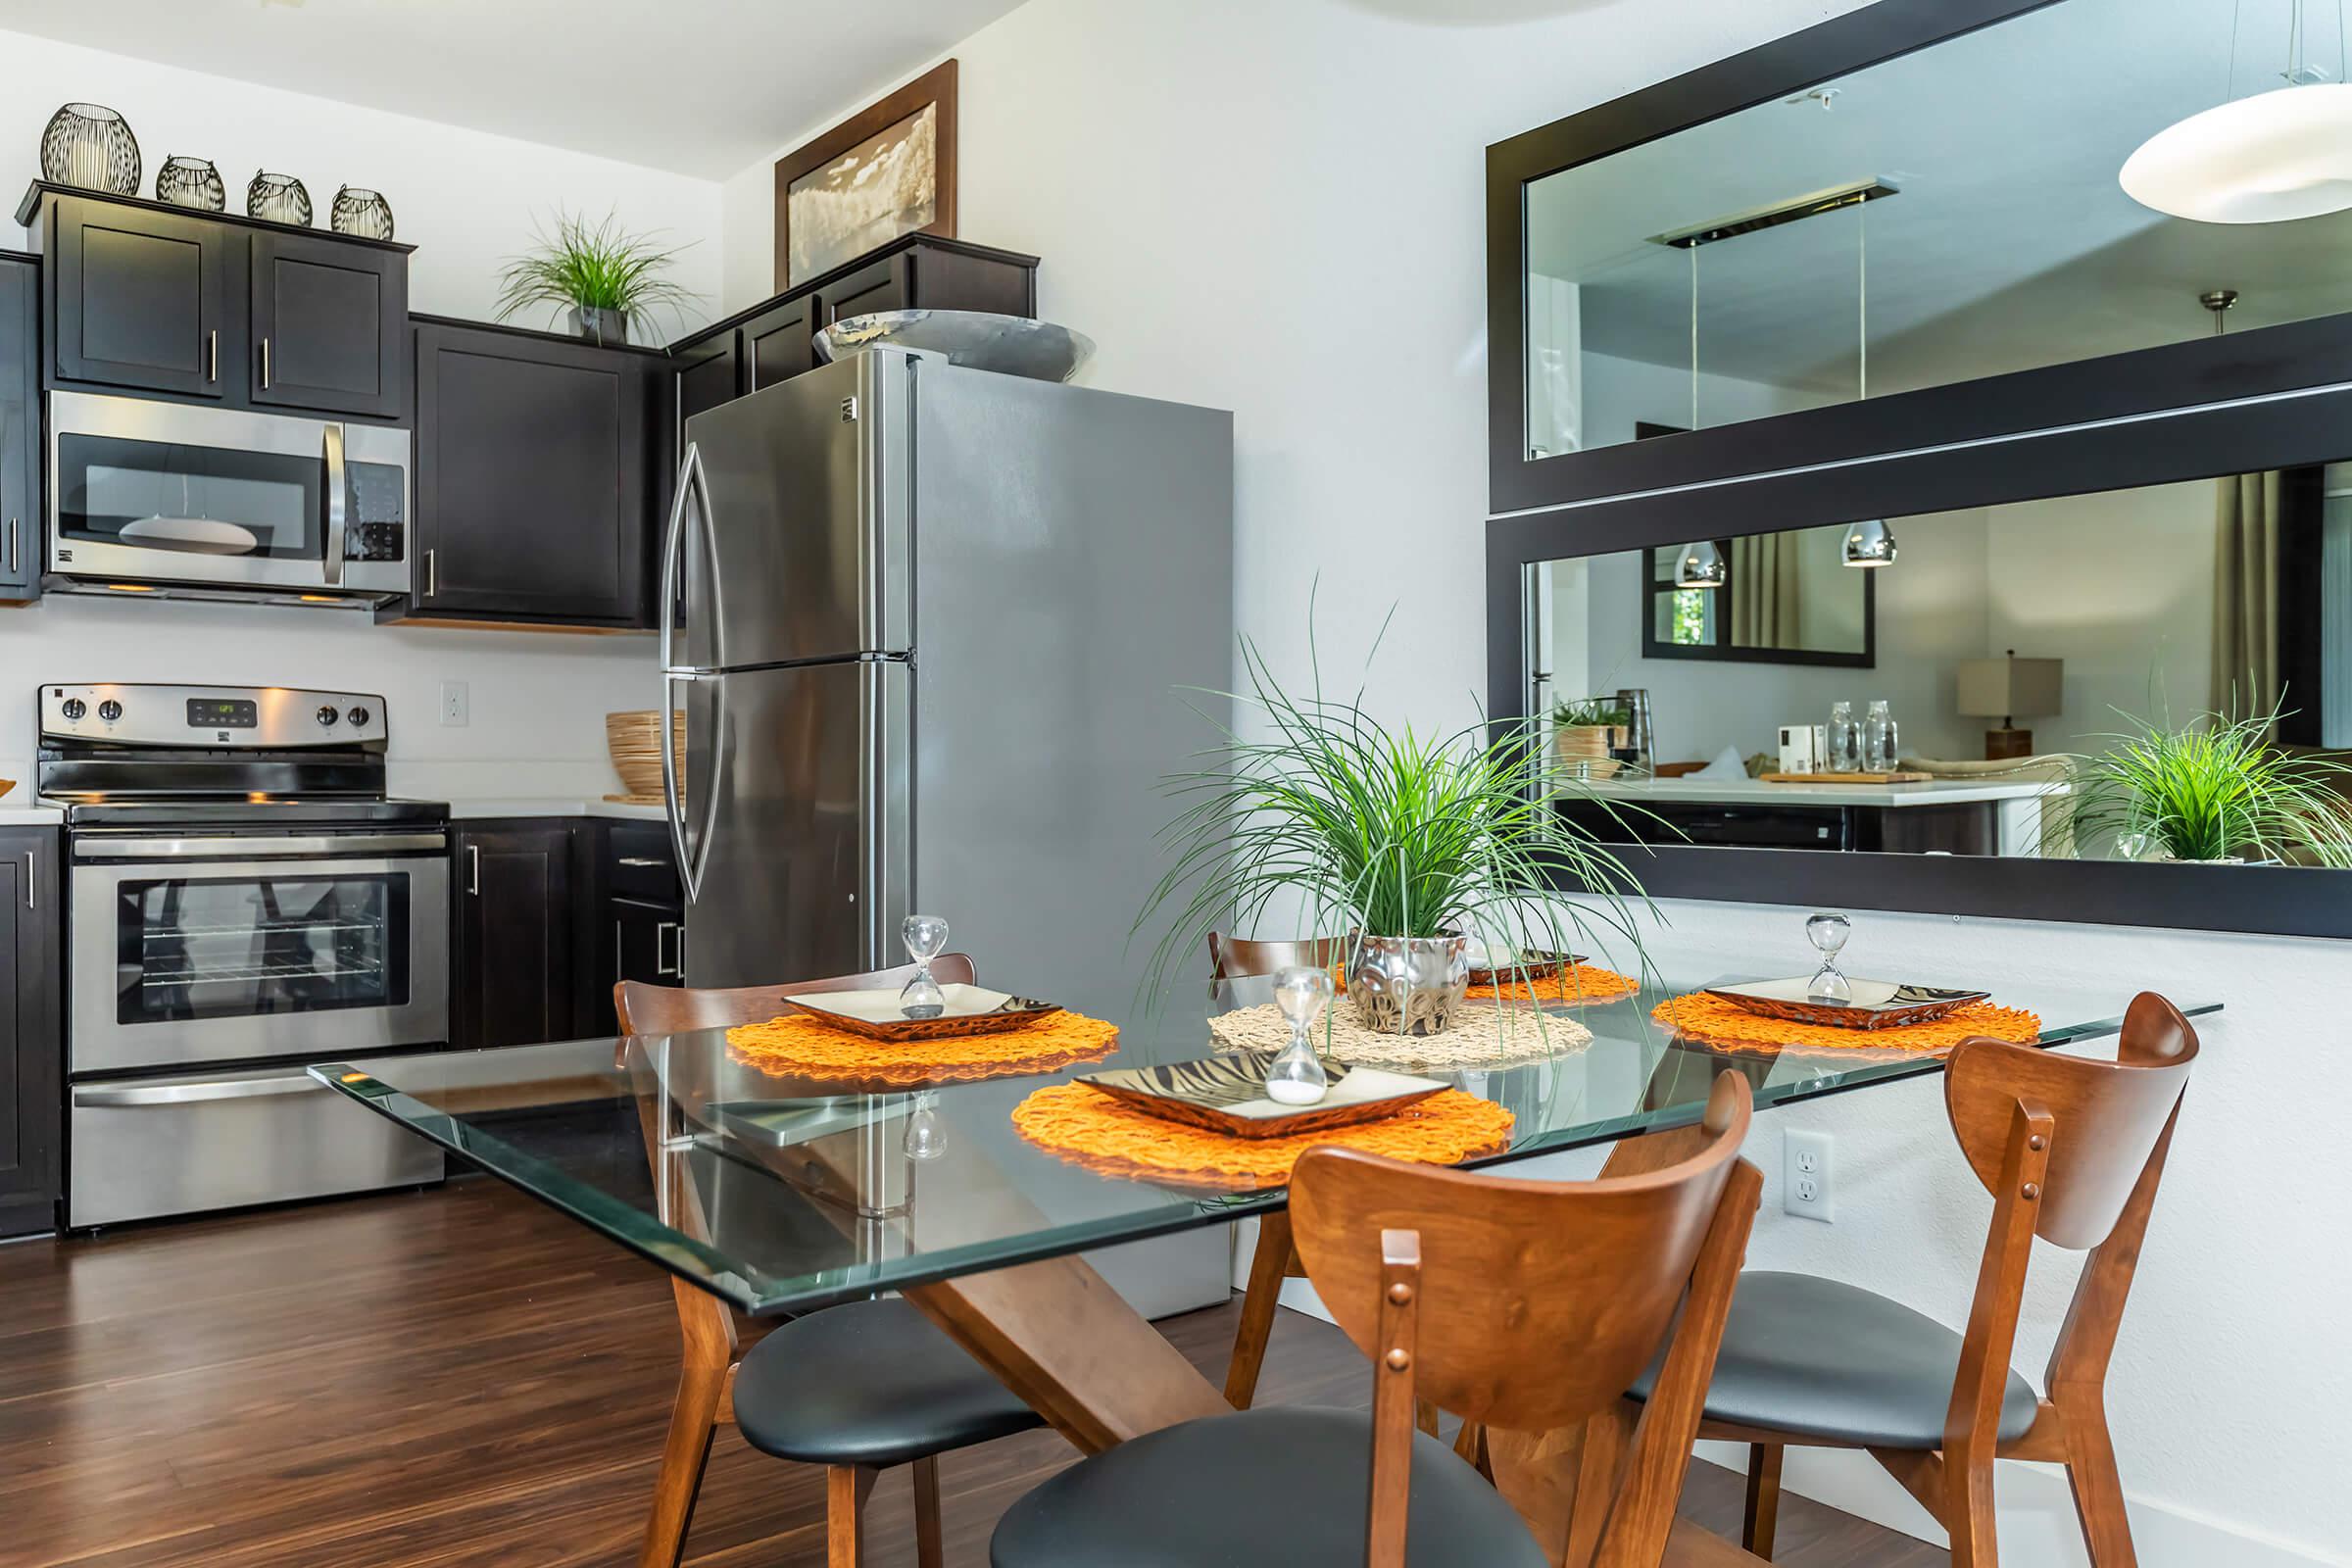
left=0, top=26, right=720, bottom=788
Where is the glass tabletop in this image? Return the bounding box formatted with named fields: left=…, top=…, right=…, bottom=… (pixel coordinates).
left=314, top=968, right=2217, bottom=1316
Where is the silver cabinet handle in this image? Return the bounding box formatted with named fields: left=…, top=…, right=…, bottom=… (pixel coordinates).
left=23, top=847, right=31, bottom=909
left=5, top=514, right=17, bottom=575
left=208, top=328, right=219, bottom=382
left=466, top=842, right=480, bottom=896
left=656, top=920, right=681, bottom=978
left=614, top=917, right=623, bottom=985
left=424, top=547, right=436, bottom=599
left=260, top=336, right=271, bottom=389
left=616, top=856, right=666, bottom=868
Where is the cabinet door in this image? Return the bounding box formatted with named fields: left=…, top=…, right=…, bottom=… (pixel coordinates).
left=0, top=830, right=61, bottom=1238
left=454, top=824, right=576, bottom=1050
left=0, top=257, right=36, bottom=601
left=612, top=897, right=684, bottom=989
left=743, top=295, right=819, bottom=391
left=673, top=329, right=741, bottom=457
left=250, top=231, right=407, bottom=418
left=413, top=323, right=653, bottom=625
left=814, top=255, right=909, bottom=328
left=50, top=195, right=236, bottom=398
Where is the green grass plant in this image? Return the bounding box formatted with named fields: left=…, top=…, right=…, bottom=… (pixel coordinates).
left=494, top=208, right=698, bottom=331
left=2069, top=698, right=2352, bottom=866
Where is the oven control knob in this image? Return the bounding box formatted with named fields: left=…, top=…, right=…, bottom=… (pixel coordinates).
left=97, top=700, right=122, bottom=722
left=347, top=707, right=371, bottom=727
left=61, top=698, right=85, bottom=720
left=317, top=705, right=339, bottom=727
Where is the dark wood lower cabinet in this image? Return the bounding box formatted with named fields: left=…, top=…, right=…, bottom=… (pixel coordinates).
left=0, top=828, right=62, bottom=1238
left=451, top=821, right=586, bottom=1051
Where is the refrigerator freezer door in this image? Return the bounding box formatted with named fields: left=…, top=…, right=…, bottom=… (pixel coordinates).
left=681, top=658, right=909, bottom=990
left=665, top=353, right=909, bottom=673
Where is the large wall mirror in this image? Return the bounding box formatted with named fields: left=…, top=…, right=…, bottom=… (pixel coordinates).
left=1490, top=0, right=2352, bottom=512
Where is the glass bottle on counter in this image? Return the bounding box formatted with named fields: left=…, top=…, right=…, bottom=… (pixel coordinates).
left=1826, top=701, right=1860, bottom=773
left=1863, top=700, right=1898, bottom=772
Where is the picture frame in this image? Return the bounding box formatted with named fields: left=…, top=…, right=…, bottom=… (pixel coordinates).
left=773, top=59, right=958, bottom=290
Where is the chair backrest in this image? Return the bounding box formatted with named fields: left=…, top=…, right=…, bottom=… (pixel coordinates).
left=1293, top=1072, right=1749, bottom=1432
left=1943, top=991, right=2197, bottom=1250
left=613, top=954, right=980, bottom=1035
left=1205, top=932, right=1346, bottom=981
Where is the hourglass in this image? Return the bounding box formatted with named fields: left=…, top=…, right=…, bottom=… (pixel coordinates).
left=1805, top=912, right=1853, bottom=1004
left=900, top=914, right=950, bottom=1018
left=1265, top=964, right=1335, bottom=1105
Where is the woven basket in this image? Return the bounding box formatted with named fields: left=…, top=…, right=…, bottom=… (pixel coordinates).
left=606, top=710, right=685, bottom=800
left=1553, top=726, right=1623, bottom=781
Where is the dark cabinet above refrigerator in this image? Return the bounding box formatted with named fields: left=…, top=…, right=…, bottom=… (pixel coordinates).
left=0, top=251, right=36, bottom=605
left=15, top=182, right=411, bottom=422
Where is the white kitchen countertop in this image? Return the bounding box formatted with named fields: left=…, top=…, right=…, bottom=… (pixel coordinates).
left=1579, top=776, right=2063, bottom=808
left=431, top=796, right=669, bottom=821
left=0, top=803, right=64, bottom=824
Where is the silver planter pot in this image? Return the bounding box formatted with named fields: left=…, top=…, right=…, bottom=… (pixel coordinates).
left=1346, top=932, right=1470, bottom=1036
left=569, top=305, right=631, bottom=346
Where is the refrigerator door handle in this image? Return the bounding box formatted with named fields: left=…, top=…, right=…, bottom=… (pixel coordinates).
left=661, top=669, right=701, bottom=905
left=662, top=670, right=726, bottom=908
left=659, top=441, right=707, bottom=673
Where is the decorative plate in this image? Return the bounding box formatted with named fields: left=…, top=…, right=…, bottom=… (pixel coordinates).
left=1076, top=1053, right=1447, bottom=1140
left=1703, top=977, right=1991, bottom=1031
left=785, top=983, right=1062, bottom=1042
left=1465, top=949, right=1585, bottom=988
left=814, top=310, right=1097, bottom=381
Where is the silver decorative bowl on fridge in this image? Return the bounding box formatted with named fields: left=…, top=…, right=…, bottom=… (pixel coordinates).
left=815, top=310, right=1096, bottom=382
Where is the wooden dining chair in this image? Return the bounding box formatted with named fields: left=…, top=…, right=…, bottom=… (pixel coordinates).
left=1637, top=992, right=2199, bottom=1566
left=615, top=956, right=1047, bottom=1568
left=1205, top=931, right=1348, bottom=1408
left=989, top=1070, right=1766, bottom=1567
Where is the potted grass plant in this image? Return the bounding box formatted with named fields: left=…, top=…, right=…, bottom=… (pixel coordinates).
left=1136, top=628, right=1651, bottom=1036
left=493, top=208, right=698, bottom=346
left=2067, top=699, right=2352, bottom=866
left=1552, top=695, right=1632, bottom=780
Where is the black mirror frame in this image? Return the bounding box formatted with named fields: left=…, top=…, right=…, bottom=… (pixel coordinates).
left=1485, top=0, right=2352, bottom=515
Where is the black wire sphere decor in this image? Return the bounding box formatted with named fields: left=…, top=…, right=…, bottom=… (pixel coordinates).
left=40, top=103, right=140, bottom=195
left=156, top=156, right=226, bottom=212
left=246, top=171, right=313, bottom=226
left=329, top=185, right=395, bottom=240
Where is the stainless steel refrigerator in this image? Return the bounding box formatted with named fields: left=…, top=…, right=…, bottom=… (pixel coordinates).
left=659, top=348, right=1236, bottom=1316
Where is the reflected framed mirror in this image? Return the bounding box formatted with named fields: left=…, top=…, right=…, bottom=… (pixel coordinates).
left=1489, top=0, right=2352, bottom=513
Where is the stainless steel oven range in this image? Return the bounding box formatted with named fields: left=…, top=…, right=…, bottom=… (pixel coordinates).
left=38, top=683, right=449, bottom=1227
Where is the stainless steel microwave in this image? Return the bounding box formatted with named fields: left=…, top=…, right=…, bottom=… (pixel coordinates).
left=46, top=390, right=412, bottom=606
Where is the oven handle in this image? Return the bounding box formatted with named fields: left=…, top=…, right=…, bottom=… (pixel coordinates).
left=322, top=421, right=348, bottom=588
left=75, top=831, right=448, bottom=860
left=74, top=1075, right=324, bottom=1107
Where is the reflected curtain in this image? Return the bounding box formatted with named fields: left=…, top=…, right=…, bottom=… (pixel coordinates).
left=2213, top=472, right=2280, bottom=733
left=1730, top=533, right=1797, bottom=648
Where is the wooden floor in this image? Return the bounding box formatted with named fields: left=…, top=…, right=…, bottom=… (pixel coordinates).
left=0, top=1179, right=1943, bottom=1567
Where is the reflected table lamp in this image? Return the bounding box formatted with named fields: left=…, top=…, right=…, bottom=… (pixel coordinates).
left=1957, top=651, right=2063, bottom=760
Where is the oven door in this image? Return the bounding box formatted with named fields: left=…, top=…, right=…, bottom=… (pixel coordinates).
left=47, top=389, right=411, bottom=597
left=70, top=830, right=451, bottom=1074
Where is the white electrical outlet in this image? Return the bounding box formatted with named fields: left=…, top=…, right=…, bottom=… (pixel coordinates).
left=1784, top=1128, right=1835, bottom=1222
left=440, top=680, right=470, bottom=727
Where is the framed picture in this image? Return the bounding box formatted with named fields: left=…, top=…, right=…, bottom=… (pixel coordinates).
left=774, top=59, right=958, bottom=290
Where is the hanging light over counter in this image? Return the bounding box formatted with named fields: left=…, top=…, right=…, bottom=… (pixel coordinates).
left=1674, top=539, right=1727, bottom=588
left=1841, top=516, right=1898, bottom=567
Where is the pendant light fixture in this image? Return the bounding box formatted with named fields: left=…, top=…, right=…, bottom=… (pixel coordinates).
left=1673, top=239, right=1726, bottom=589
left=2122, top=0, right=2352, bottom=223
left=1841, top=195, right=1897, bottom=568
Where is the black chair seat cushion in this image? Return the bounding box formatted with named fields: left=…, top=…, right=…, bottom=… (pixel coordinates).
left=990, top=1405, right=1547, bottom=1568
left=1629, top=1271, right=2040, bottom=1449
left=733, top=1297, right=1044, bottom=1468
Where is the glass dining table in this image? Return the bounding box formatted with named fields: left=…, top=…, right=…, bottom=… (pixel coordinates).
left=313, top=964, right=2215, bottom=1454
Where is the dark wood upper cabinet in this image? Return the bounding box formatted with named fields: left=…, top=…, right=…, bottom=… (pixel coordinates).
left=0, top=827, right=63, bottom=1239
left=673, top=330, right=742, bottom=436
left=249, top=230, right=407, bottom=419
left=47, top=193, right=234, bottom=399
left=405, top=319, right=662, bottom=629
left=451, top=822, right=579, bottom=1052
left=743, top=293, right=818, bottom=393
left=0, top=253, right=36, bottom=603
left=17, top=183, right=413, bottom=421
left=813, top=254, right=908, bottom=328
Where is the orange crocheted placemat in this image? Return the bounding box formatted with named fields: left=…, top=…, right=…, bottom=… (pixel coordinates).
left=1009, top=1082, right=1516, bottom=1194
left=1467, top=962, right=1642, bottom=1005
left=1650, top=992, right=2041, bottom=1056
left=725, top=1009, right=1120, bottom=1088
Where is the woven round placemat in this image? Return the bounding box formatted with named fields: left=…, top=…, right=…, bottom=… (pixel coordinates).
left=1650, top=992, right=2041, bottom=1056
left=1467, top=962, right=1642, bottom=1006
left=725, top=1009, right=1120, bottom=1088
left=1010, top=1082, right=1515, bottom=1193
left=1207, top=1000, right=1591, bottom=1069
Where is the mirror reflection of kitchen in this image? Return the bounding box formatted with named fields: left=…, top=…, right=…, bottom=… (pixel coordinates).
left=1532, top=466, right=2352, bottom=864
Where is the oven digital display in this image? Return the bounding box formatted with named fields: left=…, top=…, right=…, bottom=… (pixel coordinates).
left=186, top=698, right=259, bottom=729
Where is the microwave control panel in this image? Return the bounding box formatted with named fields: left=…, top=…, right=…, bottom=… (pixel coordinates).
left=346, top=460, right=407, bottom=563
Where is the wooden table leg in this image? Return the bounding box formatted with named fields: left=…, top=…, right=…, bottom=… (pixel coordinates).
left=904, top=1251, right=1233, bottom=1453
left=1226, top=1211, right=1296, bottom=1409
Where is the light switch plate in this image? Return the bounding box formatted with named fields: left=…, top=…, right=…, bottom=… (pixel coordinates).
left=1784, top=1128, right=1834, bottom=1222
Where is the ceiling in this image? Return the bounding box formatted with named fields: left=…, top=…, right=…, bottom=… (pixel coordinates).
left=1528, top=0, right=2352, bottom=397
left=0, top=0, right=1026, bottom=177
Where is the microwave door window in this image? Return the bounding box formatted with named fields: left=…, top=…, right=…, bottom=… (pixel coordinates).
left=57, top=434, right=324, bottom=561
